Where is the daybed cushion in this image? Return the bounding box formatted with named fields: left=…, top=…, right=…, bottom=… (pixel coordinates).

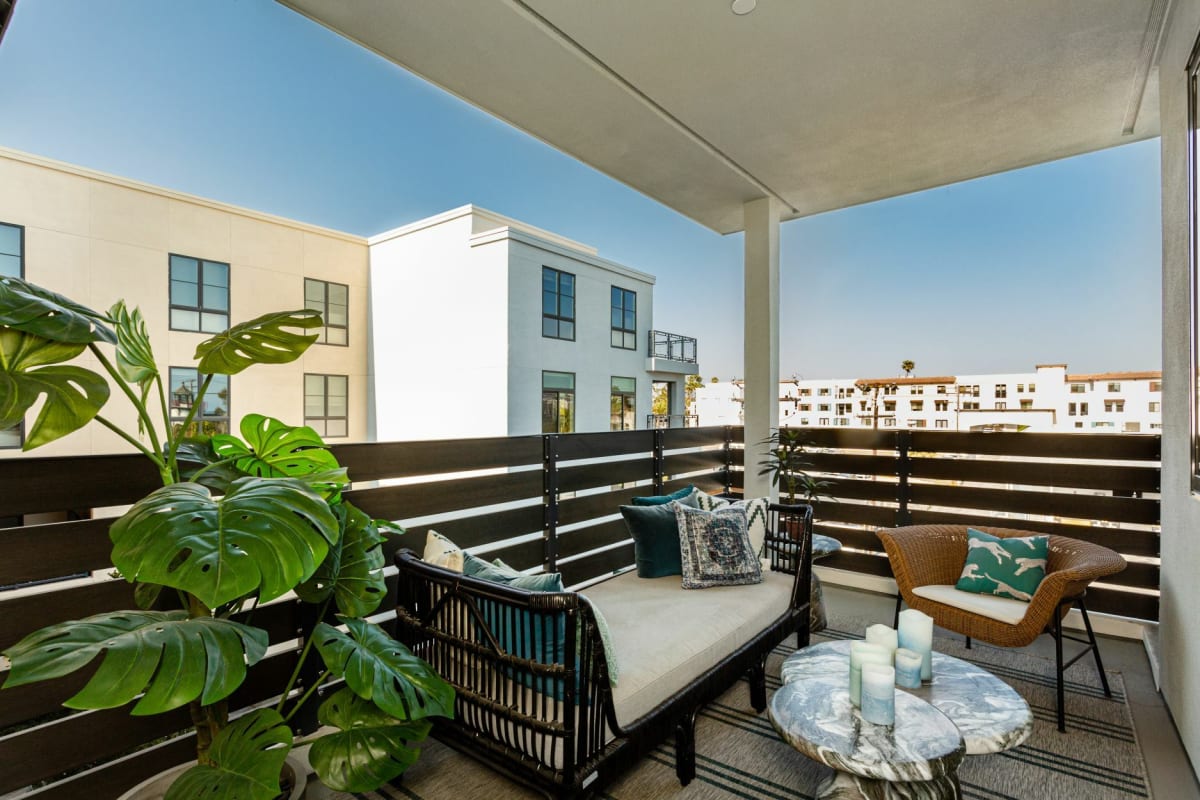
left=583, top=566, right=794, bottom=726
left=912, top=584, right=1031, bottom=626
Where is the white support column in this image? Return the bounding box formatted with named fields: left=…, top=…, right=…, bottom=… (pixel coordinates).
left=743, top=197, right=782, bottom=500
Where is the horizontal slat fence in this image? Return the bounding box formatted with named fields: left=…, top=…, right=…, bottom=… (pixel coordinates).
left=779, top=428, right=1161, bottom=620
left=0, top=425, right=1161, bottom=798
left=0, top=426, right=733, bottom=799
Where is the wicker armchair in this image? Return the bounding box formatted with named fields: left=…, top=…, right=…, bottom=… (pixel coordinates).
left=876, top=524, right=1126, bottom=732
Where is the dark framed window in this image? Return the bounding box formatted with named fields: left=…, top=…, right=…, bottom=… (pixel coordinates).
left=304, top=278, right=349, bottom=346
left=1, top=222, right=25, bottom=448
left=169, top=254, right=229, bottom=333
left=305, top=374, right=348, bottom=438
left=168, top=367, right=230, bottom=436
left=610, top=376, right=636, bottom=430
left=610, top=287, right=636, bottom=349
left=542, top=371, right=575, bottom=433
left=542, top=267, right=575, bottom=340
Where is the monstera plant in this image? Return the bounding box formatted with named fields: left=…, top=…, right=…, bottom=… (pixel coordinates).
left=0, top=276, right=453, bottom=799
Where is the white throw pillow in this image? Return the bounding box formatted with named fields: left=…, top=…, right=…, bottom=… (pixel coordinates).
left=423, top=529, right=464, bottom=572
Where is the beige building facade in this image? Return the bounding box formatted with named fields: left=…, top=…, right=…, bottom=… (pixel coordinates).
left=0, top=147, right=371, bottom=457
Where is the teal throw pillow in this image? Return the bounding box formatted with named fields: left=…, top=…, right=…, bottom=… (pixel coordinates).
left=632, top=484, right=695, bottom=506
left=955, top=528, right=1048, bottom=602
left=619, top=491, right=700, bottom=577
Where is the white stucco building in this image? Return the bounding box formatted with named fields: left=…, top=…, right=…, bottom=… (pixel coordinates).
left=698, top=364, right=1163, bottom=433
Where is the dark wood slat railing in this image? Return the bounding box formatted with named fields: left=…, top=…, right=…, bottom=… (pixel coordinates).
left=0, top=425, right=1161, bottom=798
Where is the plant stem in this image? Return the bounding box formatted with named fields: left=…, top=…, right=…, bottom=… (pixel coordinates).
left=189, top=699, right=229, bottom=766
left=88, top=344, right=165, bottom=471
left=282, top=670, right=331, bottom=725
left=94, top=415, right=163, bottom=467
left=189, top=456, right=239, bottom=482
left=153, top=374, right=178, bottom=481
left=276, top=597, right=331, bottom=714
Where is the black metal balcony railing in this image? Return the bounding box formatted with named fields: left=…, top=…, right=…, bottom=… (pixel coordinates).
left=647, top=413, right=700, bottom=428
left=0, top=426, right=1160, bottom=798
left=649, top=329, right=697, bottom=363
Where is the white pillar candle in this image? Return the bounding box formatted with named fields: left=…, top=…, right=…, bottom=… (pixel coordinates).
left=865, top=624, right=898, bottom=662
left=897, top=608, right=934, bottom=681
left=861, top=664, right=896, bottom=726
left=849, top=642, right=890, bottom=708
left=894, top=647, right=923, bottom=689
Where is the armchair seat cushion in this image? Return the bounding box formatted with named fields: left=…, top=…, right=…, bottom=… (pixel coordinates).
left=912, top=584, right=1030, bottom=626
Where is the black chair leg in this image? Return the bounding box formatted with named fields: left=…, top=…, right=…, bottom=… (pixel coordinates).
left=749, top=656, right=768, bottom=712
left=675, top=708, right=698, bottom=786
left=965, top=636, right=972, bottom=649
left=893, top=593, right=902, bottom=628
left=1054, top=607, right=1066, bottom=732
left=1078, top=598, right=1112, bottom=698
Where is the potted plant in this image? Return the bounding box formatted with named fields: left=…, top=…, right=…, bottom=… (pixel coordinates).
left=757, top=427, right=834, bottom=511
left=0, top=276, right=454, bottom=799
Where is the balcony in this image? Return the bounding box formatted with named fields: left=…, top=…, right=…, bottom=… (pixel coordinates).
left=0, top=426, right=1176, bottom=798
left=646, top=412, right=699, bottom=429
left=646, top=329, right=698, bottom=375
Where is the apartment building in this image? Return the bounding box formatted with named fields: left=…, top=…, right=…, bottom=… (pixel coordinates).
left=696, top=363, right=1162, bottom=433
left=0, top=148, right=697, bottom=455
left=0, top=147, right=371, bottom=457
left=369, top=206, right=698, bottom=440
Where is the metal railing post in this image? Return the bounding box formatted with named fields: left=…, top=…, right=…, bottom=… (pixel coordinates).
left=544, top=434, right=559, bottom=572
left=895, top=429, right=912, bottom=526
left=653, top=428, right=665, bottom=495
left=723, top=425, right=734, bottom=495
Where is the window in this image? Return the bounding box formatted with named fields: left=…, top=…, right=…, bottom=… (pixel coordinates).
left=961, top=401, right=980, bottom=410
left=818, top=403, right=831, bottom=412
left=911, top=386, right=924, bottom=395
left=542, top=267, right=575, bottom=340
left=934, top=400, right=948, bottom=412
left=610, top=287, right=636, bottom=349
left=610, top=377, right=636, bottom=430
left=818, top=387, right=831, bottom=396
left=304, top=374, right=348, bottom=438
left=1028, top=383, right=1036, bottom=392
left=835, top=418, right=849, bottom=427
left=1, top=222, right=24, bottom=449
left=1104, top=400, right=1125, bottom=413
left=884, top=401, right=896, bottom=412
left=883, top=418, right=896, bottom=428
left=542, top=371, right=575, bottom=433
left=837, top=403, right=852, bottom=415
left=910, top=400, right=924, bottom=411
left=1125, top=422, right=1142, bottom=433
left=800, top=404, right=811, bottom=412
left=304, top=278, right=349, bottom=346
left=799, top=388, right=811, bottom=396
left=994, top=402, right=1006, bottom=410
left=1080, top=402, right=1089, bottom=416
left=819, top=418, right=830, bottom=426
left=909, top=419, right=927, bottom=428
left=1020, top=399, right=1033, bottom=410
left=1150, top=380, right=1162, bottom=392
left=168, top=367, right=230, bottom=436
left=1150, top=401, right=1161, bottom=412
left=995, top=385, right=1007, bottom=398
left=1017, top=384, right=1025, bottom=393
left=935, top=419, right=949, bottom=429
left=169, top=254, right=229, bottom=333
left=1075, top=421, right=1084, bottom=429
left=884, top=386, right=898, bottom=395
left=1070, top=383, right=1086, bottom=393
left=937, top=385, right=947, bottom=394
left=1069, top=402, right=1076, bottom=416
left=1107, top=382, right=1121, bottom=392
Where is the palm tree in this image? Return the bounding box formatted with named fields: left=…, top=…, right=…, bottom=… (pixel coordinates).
left=901, top=359, right=915, bottom=377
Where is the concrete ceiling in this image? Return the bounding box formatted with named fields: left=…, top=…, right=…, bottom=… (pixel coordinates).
left=279, top=0, right=1166, bottom=234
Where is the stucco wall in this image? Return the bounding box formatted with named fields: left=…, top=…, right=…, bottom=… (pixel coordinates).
left=1159, top=0, right=1200, bottom=768
left=0, top=148, right=371, bottom=457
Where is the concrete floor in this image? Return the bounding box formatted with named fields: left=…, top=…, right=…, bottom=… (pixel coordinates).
left=823, top=584, right=1200, bottom=800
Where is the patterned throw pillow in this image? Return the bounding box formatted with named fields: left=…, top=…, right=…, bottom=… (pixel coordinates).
left=423, top=529, right=464, bottom=572
left=955, top=528, right=1049, bottom=602
left=674, top=504, right=763, bottom=589
left=693, top=491, right=770, bottom=556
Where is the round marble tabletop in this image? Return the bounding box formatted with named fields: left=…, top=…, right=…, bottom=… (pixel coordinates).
left=780, top=641, right=1033, bottom=755
left=812, top=534, right=842, bottom=559
left=770, top=673, right=965, bottom=783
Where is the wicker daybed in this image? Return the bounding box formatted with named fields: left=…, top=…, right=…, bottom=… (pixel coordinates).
left=392, top=503, right=813, bottom=799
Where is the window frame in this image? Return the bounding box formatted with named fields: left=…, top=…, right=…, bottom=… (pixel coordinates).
left=0, top=221, right=25, bottom=449
left=542, top=370, right=576, bottom=433
left=542, top=267, right=576, bottom=341
left=304, top=373, right=349, bottom=438
left=610, top=286, right=637, bottom=350
left=168, top=253, right=230, bottom=334
left=610, top=376, right=636, bottom=431
left=304, top=278, right=350, bottom=347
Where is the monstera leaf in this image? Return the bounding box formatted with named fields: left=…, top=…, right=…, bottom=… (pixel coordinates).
left=108, top=300, right=157, bottom=387
left=194, top=309, right=321, bottom=375
left=211, top=414, right=347, bottom=498
left=0, top=275, right=115, bottom=344
left=109, top=477, right=339, bottom=609
left=1, top=611, right=267, bottom=714
left=297, top=503, right=388, bottom=617
left=165, top=708, right=292, bottom=800
left=0, top=329, right=110, bottom=448
left=175, top=436, right=246, bottom=493
left=309, top=687, right=431, bottom=792
left=315, top=618, right=455, bottom=721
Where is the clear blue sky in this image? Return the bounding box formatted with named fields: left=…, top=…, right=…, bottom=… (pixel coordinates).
left=0, top=0, right=1163, bottom=380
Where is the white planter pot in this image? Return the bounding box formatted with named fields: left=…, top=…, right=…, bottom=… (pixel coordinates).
left=117, top=755, right=307, bottom=800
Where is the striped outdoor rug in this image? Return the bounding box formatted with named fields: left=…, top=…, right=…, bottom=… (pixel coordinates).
left=344, top=620, right=1150, bottom=800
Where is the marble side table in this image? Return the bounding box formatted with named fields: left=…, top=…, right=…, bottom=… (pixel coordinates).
left=770, top=641, right=1033, bottom=799
left=810, top=534, right=841, bottom=633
